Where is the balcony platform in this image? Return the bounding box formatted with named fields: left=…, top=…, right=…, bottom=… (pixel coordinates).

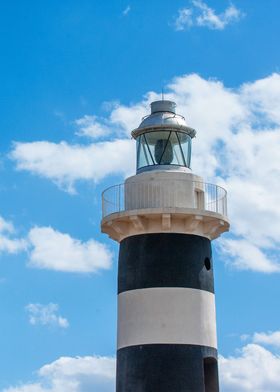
left=102, top=207, right=229, bottom=242
left=101, top=173, right=229, bottom=242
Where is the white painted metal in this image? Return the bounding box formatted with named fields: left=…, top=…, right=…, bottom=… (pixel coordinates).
left=132, top=100, right=196, bottom=139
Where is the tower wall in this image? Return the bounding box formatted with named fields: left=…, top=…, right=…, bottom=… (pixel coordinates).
left=116, top=233, right=219, bottom=392
left=125, top=171, right=204, bottom=211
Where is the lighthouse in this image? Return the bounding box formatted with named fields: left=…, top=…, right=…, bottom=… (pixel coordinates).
left=101, top=100, right=229, bottom=391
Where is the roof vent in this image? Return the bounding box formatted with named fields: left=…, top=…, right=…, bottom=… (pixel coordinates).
left=150, top=100, right=176, bottom=114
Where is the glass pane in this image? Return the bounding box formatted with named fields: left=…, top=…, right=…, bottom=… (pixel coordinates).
left=169, top=132, right=185, bottom=166
left=177, top=132, right=191, bottom=167
left=137, top=135, right=154, bottom=169
left=136, top=136, right=141, bottom=168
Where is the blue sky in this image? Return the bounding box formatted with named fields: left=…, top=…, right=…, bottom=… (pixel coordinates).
left=1, top=1, right=280, bottom=391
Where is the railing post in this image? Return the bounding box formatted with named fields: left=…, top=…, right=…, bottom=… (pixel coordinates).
left=118, top=184, right=121, bottom=213
left=102, top=194, right=104, bottom=218
left=215, top=185, right=219, bottom=212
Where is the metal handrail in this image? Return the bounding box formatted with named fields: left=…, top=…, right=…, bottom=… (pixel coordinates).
left=102, top=179, right=227, bottom=219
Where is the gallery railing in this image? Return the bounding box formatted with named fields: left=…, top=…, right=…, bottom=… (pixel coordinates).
left=102, top=180, right=227, bottom=219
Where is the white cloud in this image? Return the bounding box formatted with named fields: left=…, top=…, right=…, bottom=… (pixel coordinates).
left=122, top=5, right=131, bottom=16
left=174, top=8, right=193, bottom=31
left=174, top=1, right=243, bottom=31
left=1, top=218, right=112, bottom=274
left=0, top=216, right=15, bottom=233
left=75, top=115, right=112, bottom=139
left=3, top=384, right=45, bottom=392
left=220, top=344, right=280, bottom=392
left=2, top=355, right=115, bottom=392
left=241, top=72, right=280, bottom=125
left=28, top=226, right=112, bottom=273
left=0, top=215, right=28, bottom=255
left=240, top=334, right=250, bottom=342
left=11, top=139, right=135, bottom=193
left=0, top=236, right=27, bottom=254
left=194, top=0, right=242, bottom=30
left=218, top=238, right=280, bottom=273
left=25, top=303, right=69, bottom=328
left=253, top=331, right=280, bottom=348
left=108, top=101, right=150, bottom=137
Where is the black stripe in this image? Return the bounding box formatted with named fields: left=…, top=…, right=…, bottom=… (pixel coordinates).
left=117, top=344, right=219, bottom=392
left=118, top=233, right=214, bottom=294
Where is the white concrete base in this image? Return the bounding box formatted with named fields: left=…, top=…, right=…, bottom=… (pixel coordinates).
left=101, top=207, right=229, bottom=242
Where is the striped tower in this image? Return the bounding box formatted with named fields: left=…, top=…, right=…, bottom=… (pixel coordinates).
left=101, top=100, right=229, bottom=392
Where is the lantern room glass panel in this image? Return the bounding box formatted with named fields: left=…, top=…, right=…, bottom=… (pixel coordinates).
left=136, top=130, right=192, bottom=171
left=177, top=131, right=192, bottom=167
left=137, top=135, right=155, bottom=168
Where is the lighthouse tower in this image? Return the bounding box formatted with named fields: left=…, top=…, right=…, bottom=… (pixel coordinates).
left=101, top=100, right=229, bottom=392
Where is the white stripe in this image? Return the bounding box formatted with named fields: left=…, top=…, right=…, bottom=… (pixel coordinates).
left=117, top=287, right=217, bottom=349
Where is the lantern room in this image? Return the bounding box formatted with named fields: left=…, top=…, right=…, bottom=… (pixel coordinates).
left=131, top=100, right=196, bottom=173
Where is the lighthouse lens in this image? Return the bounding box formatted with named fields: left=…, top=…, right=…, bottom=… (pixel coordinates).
left=155, top=139, right=173, bottom=164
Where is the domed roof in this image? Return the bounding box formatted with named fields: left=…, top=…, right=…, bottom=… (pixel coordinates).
left=131, top=100, right=196, bottom=139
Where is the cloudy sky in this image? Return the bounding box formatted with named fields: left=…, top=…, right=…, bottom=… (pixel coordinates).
left=1, top=1, right=280, bottom=391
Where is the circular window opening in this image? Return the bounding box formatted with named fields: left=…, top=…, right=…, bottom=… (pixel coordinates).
left=204, top=257, right=211, bottom=270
